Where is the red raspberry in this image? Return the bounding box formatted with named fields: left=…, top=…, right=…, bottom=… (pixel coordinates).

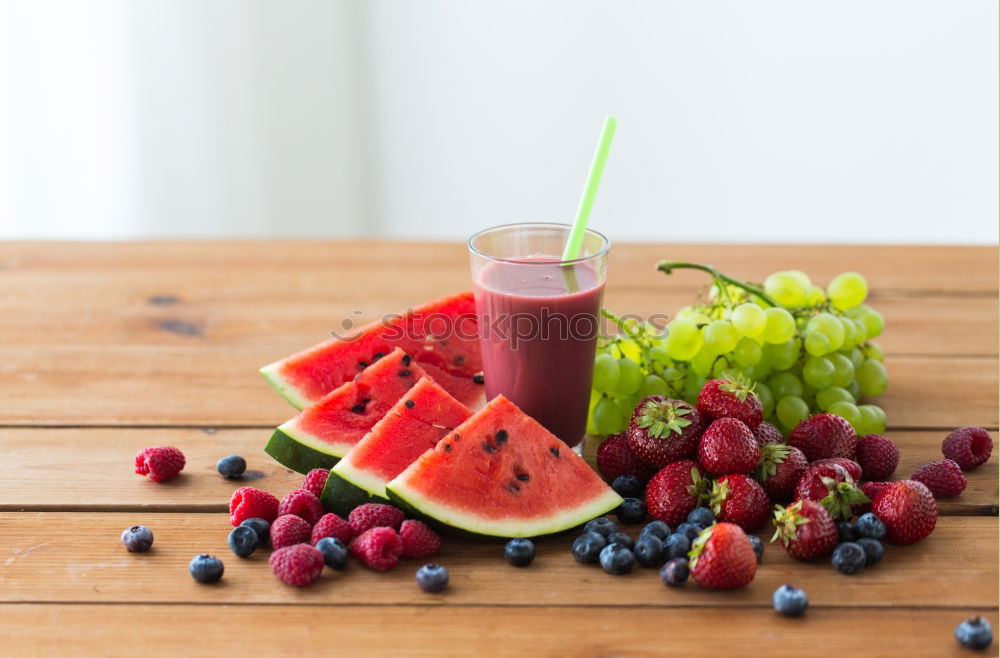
left=270, top=514, right=312, bottom=549
left=350, top=526, right=403, bottom=571
left=301, top=469, right=330, bottom=498
left=911, top=459, right=968, bottom=498
left=311, top=513, right=355, bottom=546
left=134, top=446, right=185, bottom=482
left=269, top=543, right=325, bottom=587
left=595, top=432, right=656, bottom=483
left=399, top=520, right=441, bottom=558
left=278, top=489, right=325, bottom=525
left=942, top=427, right=994, bottom=470
left=348, top=503, right=405, bottom=535
left=855, top=434, right=899, bottom=480
left=229, top=487, right=280, bottom=526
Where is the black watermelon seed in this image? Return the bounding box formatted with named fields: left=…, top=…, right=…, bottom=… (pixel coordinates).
left=453, top=433, right=461, bottom=442
left=350, top=403, right=365, bottom=413
left=516, top=473, right=530, bottom=481
left=358, top=361, right=369, bottom=369
left=453, top=356, right=465, bottom=365
left=398, top=369, right=412, bottom=377
left=401, top=354, right=412, bottom=366
left=507, top=482, right=521, bottom=493
left=404, top=400, right=415, bottom=409
left=444, top=444, right=452, bottom=452
left=482, top=442, right=496, bottom=454
left=472, top=374, right=485, bottom=385
left=372, top=352, right=385, bottom=361
left=550, top=447, right=560, bottom=457
left=361, top=397, right=371, bottom=404
left=495, top=430, right=508, bottom=445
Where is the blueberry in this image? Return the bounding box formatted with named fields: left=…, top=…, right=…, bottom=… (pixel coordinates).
left=607, top=532, right=634, bottom=551
left=415, top=563, right=449, bottom=593
left=239, top=518, right=271, bottom=545
left=772, top=584, right=808, bottom=617
left=582, top=517, right=617, bottom=538
left=662, top=533, right=691, bottom=560
left=686, top=506, right=715, bottom=528
left=599, top=543, right=635, bottom=575
left=639, top=520, right=671, bottom=542
left=676, top=522, right=703, bottom=541
left=955, top=616, right=994, bottom=651
left=120, top=525, right=153, bottom=553
left=855, top=537, right=884, bottom=566
left=831, top=542, right=866, bottom=575
left=189, top=554, right=224, bottom=583
left=216, top=455, right=247, bottom=479
left=748, top=535, right=764, bottom=562
left=659, top=557, right=689, bottom=586
left=634, top=535, right=664, bottom=568
left=616, top=498, right=647, bottom=525
left=504, top=538, right=535, bottom=567
left=571, top=532, right=607, bottom=564
left=227, top=525, right=259, bottom=558
left=854, top=513, right=887, bottom=540
left=316, top=537, right=348, bottom=570
left=612, top=475, right=644, bottom=499
left=836, top=521, right=856, bottom=543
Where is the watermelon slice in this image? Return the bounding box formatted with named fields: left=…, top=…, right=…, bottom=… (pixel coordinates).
left=321, top=377, right=472, bottom=515
left=265, top=348, right=427, bottom=473
left=386, top=395, right=623, bottom=538
left=260, top=291, right=483, bottom=409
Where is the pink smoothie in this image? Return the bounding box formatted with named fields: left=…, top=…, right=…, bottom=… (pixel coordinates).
left=474, top=258, right=605, bottom=447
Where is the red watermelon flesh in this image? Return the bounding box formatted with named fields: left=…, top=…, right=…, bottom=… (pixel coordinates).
left=386, top=395, right=623, bottom=538
left=261, top=291, right=482, bottom=409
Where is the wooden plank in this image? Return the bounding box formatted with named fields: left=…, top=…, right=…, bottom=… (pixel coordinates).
left=0, top=428, right=994, bottom=515
left=0, top=513, right=994, bottom=608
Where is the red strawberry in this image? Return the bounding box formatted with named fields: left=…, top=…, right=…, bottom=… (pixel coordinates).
left=810, top=458, right=862, bottom=482
left=301, top=468, right=331, bottom=498
left=696, top=376, right=764, bottom=431
left=134, top=446, right=186, bottom=482
left=644, top=460, right=708, bottom=526
left=793, top=462, right=868, bottom=521
left=788, top=414, right=857, bottom=461
left=689, top=522, right=757, bottom=589
left=771, top=500, right=838, bottom=560
left=754, top=421, right=784, bottom=447
left=872, top=480, right=937, bottom=545
left=942, top=427, right=994, bottom=470
left=626, top=397, right=704, bottom=468
left=708, top=474, right=770, bottom=532
left=698, top=418, right=760, bottom=476
left=756, top=443, right=809, bottom=503
left=856, top=434, right=899, bottom=480
left=911, top=459, right=967, bottom=498
left=859, top=481, right=890, bottom=514
left=596, top=432, right=656, bottom=483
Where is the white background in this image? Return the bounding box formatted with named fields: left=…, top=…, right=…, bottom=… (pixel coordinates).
left=1, top=0, right=996, bottom=243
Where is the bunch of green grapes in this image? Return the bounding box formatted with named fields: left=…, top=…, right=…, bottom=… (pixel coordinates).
left=587, top=263, right=888, bottom=438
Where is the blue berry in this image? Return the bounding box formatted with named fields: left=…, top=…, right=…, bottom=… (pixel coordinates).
left=316, top=537, right=348, bottom=570
left=415, top=563, right=449, bottom=593
left=639, top=520, right=671, bottom=542
left=239, top=518, right=270, bottom=545
left=607, top=532, right=634, bottom=551
left=854, top=513, right=887, bottom=540
left=616, top=497, right=647, bottom=525
left=831, top=542, right=866, bottom=575
left=676, top=522, right=703, bottom=541
left=120, top=525, right=153, bottom=553
left=583, top=517, right=617, bottom=538
left=955, top=616, right=994, bottom=651
left=634, top=535, right=664, bottom=568
left=686, top=506, right=715, bottom=528
left=748, top=534, right=764, bottom=562
left=855, top=537, right=884, bottom=566
left=836, top=521, right=855, bottom=543
left=612, top=475, right=644, bottom=499
left=659, top=557, right=689, bottom=586
left=504, top=538, right=535, bottom=567
left=571, top=532, right=607, bottom=564
left=772, top=584, right=808, bottom=617
left=227, top=525, right=259, bottom=558
left=599, top=543, right=635, bottom=575
left=216, top=455, right=247, bottom=479
left=662, top=533, right=691, bottom=560
left=189, top=554, right=224, bottom=583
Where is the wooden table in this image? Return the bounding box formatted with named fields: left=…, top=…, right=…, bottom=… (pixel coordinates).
left=1, top=242, right=996, bottom=657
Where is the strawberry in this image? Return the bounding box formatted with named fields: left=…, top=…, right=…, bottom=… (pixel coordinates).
left=697, top=418, right=760, bottom=476
left=856, top=434, right=899, bottom=480
left=793, top=462, right=869, bottom=521
left=756, top=443, right=808, bottom=503
left=596, top=432, right=656, bottom=483
left=810, top=458, right=862, bottom=482
left=788, top=414, right=857, bottom=461
left=942, top=427, right=994, bottom=470
left=771, top=500, right=838, bottom=560
left=696, top=376, right=764, bottom=431
left=872, top=480, right=937, bottom=545
left=627, top=397, right=703, bottom=468
left=708, top=474, right=770, bottom=532
left=688, top=522, right=757, bottom=590
left=754, top=421, right=784, bottom=447
left=859, top=481, right=890, bottom=514
left=644, top=459, right=708, bottom=526
left=911, top=459, right=967, bottom=498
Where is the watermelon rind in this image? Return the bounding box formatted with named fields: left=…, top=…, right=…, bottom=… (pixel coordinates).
left=263, top=419, right=352, bottom=474
left=320, top=468, right=387, bottom=516
left=259, top=362, right=311, bottom=410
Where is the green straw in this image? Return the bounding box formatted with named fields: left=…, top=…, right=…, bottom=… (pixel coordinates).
left=561, top=116, right=618, bottom=262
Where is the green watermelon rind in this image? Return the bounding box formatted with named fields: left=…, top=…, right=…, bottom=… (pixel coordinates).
left=263, top=419, right=354, bottom=474
left=320, top=467, right=388, bottom=516
left=260, top=362, right=311, bottom=410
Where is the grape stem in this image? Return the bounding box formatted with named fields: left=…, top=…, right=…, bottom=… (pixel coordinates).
left=656, top=261, right=780, bottom=308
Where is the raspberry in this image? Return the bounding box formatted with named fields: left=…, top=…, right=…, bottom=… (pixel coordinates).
left=134, top=446, right=185, bottom=482
left=348, top=503, right=405, bottom=535
left=350, top=527, right=403, bottom=571
left=595, top=432, right=655, bottom=483
left=855, top=434, right=899, bottom=480
left=301, top=468, right=331, bottom=498
left=229, top=487, right=280, bottom=526
left=311, top=513, right=355, bottom=546
left=942, top=427, right=994, bottom=470
left=278, top=489, right=325, bottom=525
left=911, top=459, right=968, bottom=498
left=399, top=520, right=441, bottom=558
left=270, top=514, right=312, bottom=549
left=269, top=543, right=325, bottom=587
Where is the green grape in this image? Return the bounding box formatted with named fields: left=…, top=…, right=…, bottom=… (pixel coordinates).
left=816, top=386, right=854, bottom=411
left=664, top=320, right=703, bottom=361
left=776, top=396, right=810, bottom=428
left=586, top=389, right=601, bottom=434
left=787, top=270, right=813, bottom=289
left=827, top=272, right=868, bottom=310
left=675, top=306, right=712, bottom=325
left=731, top=303, right=766, bottom=337
left=769, top=372, right=804, bottom=400
left=805, top=285, right=826, bottom=306
left=616, top=357, right=642, bottom=395
left=847, top=346, right=864, bottom=368
left=763, top=338, right=799, bottom=370
left=802, top=356, right=835, bottom=389
left=593, top=397, right=624, bottom=435
left=839, top=316, right=858, bottom=349
left=638, top=373, right=670, bottom=398
left=592, top=353, right=620, bottom=392
left=648, top=345, right=670, bottom=365
left=847, top=305, right=884, bottom=338
left=762, top=307, right=796, bottom=343
left=755, top=381, right=775, bottom=418
left=859, top=404, right=887, bottom=433
left=856, top=359, right=888, bottom=397
left=804, top=331, right=832, bottom=357
left=617, top=339, right=643, bottom=363
left=828, top=352, right=855, bottom=388
left=855, top=405, right=882, bottom=435
left=748, top=360, right=772, bottom=382
left=846, top=379, right=861, bottom=401
left=764, top=271, right=808, bottom=308
left=806, top=313, right=845, bottom=351
left=703, top=320, right=739, bottom=353
left=733, top=337, right=763, bottom=366
left=828, top=400, right=862, bottom=429
left=851, top=318, right=868, bottom=343
left=682, top=374, right=707, bottom=403
left=862, top=342, right=885, bottom=362
left=690, top=347, right=716, bottom=378
left=711, top=357, right=731, bottom=378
